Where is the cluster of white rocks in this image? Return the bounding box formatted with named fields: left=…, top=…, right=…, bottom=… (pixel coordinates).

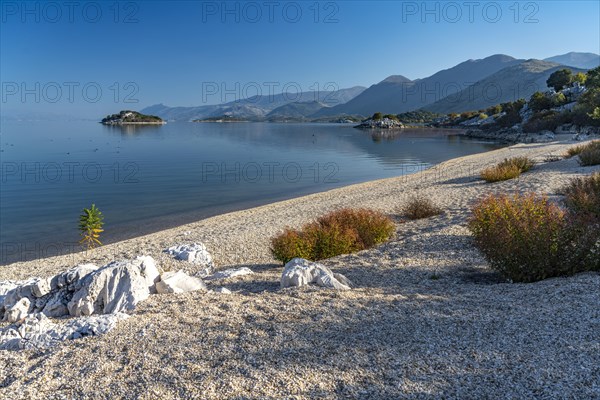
left=1, top=244, right=352, bottom=350
left=0, top=256, right=161, bottom=350
left=0, top=244, right=219, bottom=350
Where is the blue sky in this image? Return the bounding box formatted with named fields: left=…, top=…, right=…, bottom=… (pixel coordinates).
left=1, top=0, right=599, bottom=118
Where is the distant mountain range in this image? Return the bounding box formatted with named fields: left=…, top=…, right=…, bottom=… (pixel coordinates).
left=266, top=101, right=326, bottom=121
left=142, top=87, right=366, bottom=121
left=424, top=60, right=586, bottom=114
left=142, top=52, right=599, bottom=121
left=544, top=52, right=600, bottom=69
left=314, top=54, right=522, bottom=117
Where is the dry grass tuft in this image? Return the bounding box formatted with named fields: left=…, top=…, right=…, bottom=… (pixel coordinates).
left=401, top=196, right=443, bottom=220
left=480, top=157, right=534, bottom=183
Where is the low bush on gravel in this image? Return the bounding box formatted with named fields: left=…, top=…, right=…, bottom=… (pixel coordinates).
left=401, top=196, right=443, bottom=220
left=480, top=164, right=521, bottom=182
left=480, top=157, right=534, bottom=183
left=577, top=141, right=600, bottom=166
left=562, top=172, right=600, bottom=219
left=271, top=208, right=395, bottom=263
left=469, top=193, right=566, bottom=282
left=566, top=143, right=589, bottom=157
left=469, top=192, right=600, bottom=282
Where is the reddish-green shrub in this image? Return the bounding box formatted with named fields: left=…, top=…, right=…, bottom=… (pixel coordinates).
left=306, top=221, right=360, bottom=261
left=271, top=208, right=395, bottom=263
left=469, top=193, right=567, bottom=282
left=270, top=228, right=316, bottom=263
left=562, top=172, right=600, bottom=219
left=469, top=192, right=600, bottom=282
left=560, top=214, right=600, bottom=272
left=317, top=208, right=395, bottom=248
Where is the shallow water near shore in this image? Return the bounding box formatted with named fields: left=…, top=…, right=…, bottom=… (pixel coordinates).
left=0, top=121, right=503, bottom=264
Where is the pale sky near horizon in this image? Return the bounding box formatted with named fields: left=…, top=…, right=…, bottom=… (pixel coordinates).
left=1, top=0, right=599, bottom=118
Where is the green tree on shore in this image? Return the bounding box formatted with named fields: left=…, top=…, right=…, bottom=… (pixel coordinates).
left=585, top=66, right=600, bottom=89
left=547, top=69, right=573, bottom=92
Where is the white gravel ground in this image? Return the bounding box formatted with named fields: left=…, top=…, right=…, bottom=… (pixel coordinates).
left=0, top=140, right=599, bottom=399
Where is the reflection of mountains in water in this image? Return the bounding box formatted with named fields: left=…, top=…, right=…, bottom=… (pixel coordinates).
left=99, top=121, right=503, bottom=167
left=351, top=129, right=503, bottom=166
left=366, top=128, right=469, bottom=142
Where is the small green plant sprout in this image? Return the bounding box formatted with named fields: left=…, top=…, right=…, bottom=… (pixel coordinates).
left=79, top=204, right=104, bottom=249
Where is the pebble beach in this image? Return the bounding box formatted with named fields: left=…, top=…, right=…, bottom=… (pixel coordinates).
left=1, top=139, right=599, bottom=399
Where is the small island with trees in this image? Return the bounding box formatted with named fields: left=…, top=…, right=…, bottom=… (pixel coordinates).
left=101, top=110, right=166, bottom=125
left=354, top=112, right=406, bottom=129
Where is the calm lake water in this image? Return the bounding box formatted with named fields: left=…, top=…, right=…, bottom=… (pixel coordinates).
left=0, top=121, right=503, bottom=264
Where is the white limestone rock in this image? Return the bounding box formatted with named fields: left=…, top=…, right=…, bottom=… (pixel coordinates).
left=280, top=258, right=353, bottom=290
left=1, top=278, right=39, bottom=318
left=31, top=278, right=51, bottom=298
left=0, top=312, right=129, bottom=350
left=50, top=263, right=99, bottom=291
left=155, top=270, right=207, bottom=294
left=205, top=267, right=254, bottom=281
left=2, top=258, right=157, bottom=321
left=215, top=287, right=232, bottom=294
left=0, top=281, right=21, bottom=310
left=5, top=298, right=31, bottom=323
left=0, top=265, right=100, bottom=321
left=35, top=264, right=100, bottom=318
left=164, top=243, right=214, bottom=276
left=333, top=273, right=354, bottom=288
left=40, top=291, right=70, bottom=318
left=68, top=256, right=160, bottom=317
left=0, top=258, right=159, bottom=350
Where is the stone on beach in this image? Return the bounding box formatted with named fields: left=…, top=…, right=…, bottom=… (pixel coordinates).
left=5, top=298, right=30, bottom=323
left=0, top=312, right=129, bottom=350
left=1, top=265, right=99, bottom=322
left=280, top=258, right=353, bottom=290
left=164, top=243, right=214, bottom=277
left=68, top=256, right=160, bottom=317
left=155, top=270, right=207, bottom=294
